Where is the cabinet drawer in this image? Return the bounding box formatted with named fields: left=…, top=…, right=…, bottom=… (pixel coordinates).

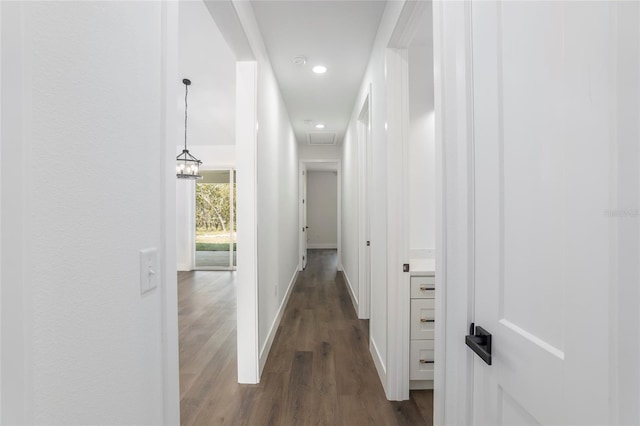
left=411, top=299, right=435, bottom=340
left=410, top=276, right=435, bottom=299
left=410, top=340, right=435, bottom=380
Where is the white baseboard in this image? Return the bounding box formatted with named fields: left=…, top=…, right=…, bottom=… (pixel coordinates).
left=259, top=267, right=298, bottom=375
left=307, top=243, right=338, bottom=249
left=177, top=263, right=191, bottom=272
left=410, top=248, right=436, bottom=259
left=371, top=337, right=387, bottom=394
left=341, top=269, right=358, bottom=313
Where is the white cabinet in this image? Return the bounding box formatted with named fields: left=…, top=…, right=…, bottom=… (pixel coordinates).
left=410, top=275, right=435, bottom=298
left=410, top=299, right=435, bottom=340
left=410, top=340, right=435, bottom=380
left=410, top=272, right=435, bottom=389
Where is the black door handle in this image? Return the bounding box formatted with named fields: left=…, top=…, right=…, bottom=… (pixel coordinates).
left=465, top=323, right=492, bottom=365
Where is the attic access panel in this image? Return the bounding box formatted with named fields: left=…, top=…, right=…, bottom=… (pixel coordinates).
left=307, top=132, right=336, bottom=146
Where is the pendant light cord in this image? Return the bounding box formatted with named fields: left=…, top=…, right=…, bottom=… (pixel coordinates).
left=184, top=82, right=189, bottom=151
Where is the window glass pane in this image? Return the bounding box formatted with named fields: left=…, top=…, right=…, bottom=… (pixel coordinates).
left=195, top=171, right=232, bottom=268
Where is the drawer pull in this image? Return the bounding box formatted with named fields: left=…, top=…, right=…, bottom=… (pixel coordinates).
left=419, top=359, right=435, bottom=364
left=419, top=286, right=435, bottom=291
left=420, top=318, right=435, bottom=323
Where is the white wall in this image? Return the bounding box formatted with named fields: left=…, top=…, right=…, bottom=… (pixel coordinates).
left=1, top=1, right=179, bottom=423
left=298, top=144, right=341, bottom=161
left=408, top=39, right=435, bottom=259
left=605, top=3, right=640, bottom=423
left=341, top=1, right=405, bottom=392
left=192, top=145, right=236, bottom=168
left=307, top=171, right=338, bottom=249
left=178, top=0, right=235, bottom=147
left=255, top=51, right=299, bottom=365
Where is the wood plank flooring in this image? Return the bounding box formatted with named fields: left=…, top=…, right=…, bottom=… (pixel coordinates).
left=179, top=249, right=433, bottom=425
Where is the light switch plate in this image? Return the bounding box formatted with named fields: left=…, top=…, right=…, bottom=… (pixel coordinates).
left=140, top=248, right=158, bottom=294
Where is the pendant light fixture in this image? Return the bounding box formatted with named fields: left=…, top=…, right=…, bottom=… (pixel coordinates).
left=176, top=78, right=202, bottom=180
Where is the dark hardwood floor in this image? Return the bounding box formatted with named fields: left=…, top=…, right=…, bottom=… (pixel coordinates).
left=179, top=249, right=433, bottom=425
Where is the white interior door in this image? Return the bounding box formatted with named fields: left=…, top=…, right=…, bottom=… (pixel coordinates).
left=468, top=2, right=636, bottom=424
left=364, top=121, right=371, bottom=315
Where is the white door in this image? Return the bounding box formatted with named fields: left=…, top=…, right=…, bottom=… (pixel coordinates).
left=301, top=168, right=308, bottom=269
left=468, top=2, right=635, bottom=424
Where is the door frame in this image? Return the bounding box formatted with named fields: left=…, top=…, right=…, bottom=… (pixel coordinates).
left=193, top=166, right=237, bottom=271
left=298, top=163, right=307, bottom=270
left=384, top=0, right=475, bottom=420
left=161, top=2, right=181, bottom=422
left=432, top=1, right=476, bottom=424
left=384, top=46, right=411, bottom=400
left=298, top=159, right=342, bottom=272
left=386, top=0, right=436, bottom=402
left=357, top=89, right=372, bottom=320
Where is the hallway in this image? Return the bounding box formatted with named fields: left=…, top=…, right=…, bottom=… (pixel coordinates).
left=178, top=249, right=433, bottom=425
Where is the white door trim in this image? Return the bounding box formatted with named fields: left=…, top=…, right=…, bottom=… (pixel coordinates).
left=228, top=169, right=235, bottom=268
left=384, top=0, right=476, bottom=416
left=192, top=167, right=237, bottom=271
left=385, top=0, right=433, bottom=402
left=357, top=88, right=371, bottom=319
left=384, top=46, right=411, bottom=401
left=160, top=0, right=180, bottom=422
left=432, top=1, right=476, bottom=424
left=298, top=163, right=307, bottom=271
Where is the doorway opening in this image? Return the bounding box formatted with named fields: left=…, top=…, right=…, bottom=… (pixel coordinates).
left=194, top=169, right=237, bottom=270
left=385, top=0, right=436, bottom=416
left=299, top=160, right=342, bottom=272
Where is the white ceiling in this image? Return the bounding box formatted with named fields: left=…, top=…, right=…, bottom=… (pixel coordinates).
left=251, top=0, right=386, bottom=145
left=410, top=2, right=432, bottom=48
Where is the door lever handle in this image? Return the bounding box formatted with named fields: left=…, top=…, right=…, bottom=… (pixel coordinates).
left=465, top=324, right=492, bottom=365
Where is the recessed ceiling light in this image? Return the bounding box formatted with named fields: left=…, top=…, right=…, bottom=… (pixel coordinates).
left=312, top=65, right=327, bottom=74
left=315, top=123, right=325, bottom=129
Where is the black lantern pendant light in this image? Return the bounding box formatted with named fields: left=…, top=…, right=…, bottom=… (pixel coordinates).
left=176, top=78, right=202, bottom=180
